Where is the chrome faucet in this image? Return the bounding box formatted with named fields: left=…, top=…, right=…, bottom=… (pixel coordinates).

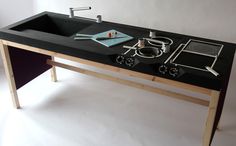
left=69, top=7, right=102, bottom=23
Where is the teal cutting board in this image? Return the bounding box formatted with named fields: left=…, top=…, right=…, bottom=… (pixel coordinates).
left=92, top=29, right=133, bottom=47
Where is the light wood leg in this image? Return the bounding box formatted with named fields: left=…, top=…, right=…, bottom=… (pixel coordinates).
left=217, top=119, right=221, bottom=130
left=203, top=90, right=220, bottom=146
left=0, top=41, right=20, bottom=109
left=50, top=56, right=57, bottom=82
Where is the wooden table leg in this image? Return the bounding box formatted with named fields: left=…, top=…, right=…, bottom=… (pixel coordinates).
left=50, top=56, right=57, bottom=82
left=217, top=119, right=221, bottom=130
left=0, top=41, right=20, bottom=109
left=203, top=90, right=220, bottom=146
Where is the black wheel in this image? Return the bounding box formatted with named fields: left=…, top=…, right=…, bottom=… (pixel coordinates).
left=169, top=67, right=179, bottom=77
left=125, top=57, right=135, bottom=67
left=116, top=55, right=125, bottom=64
left=158, top=65, right=168, bottom=74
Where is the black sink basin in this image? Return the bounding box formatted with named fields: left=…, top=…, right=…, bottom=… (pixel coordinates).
left=10, top=14, right=93, bottom=37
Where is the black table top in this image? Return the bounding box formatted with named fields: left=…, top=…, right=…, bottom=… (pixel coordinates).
left=0, top=11, right=235, bottom=90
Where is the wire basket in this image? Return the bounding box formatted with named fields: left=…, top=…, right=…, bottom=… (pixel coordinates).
left=171, top=39, right=223, bottom=71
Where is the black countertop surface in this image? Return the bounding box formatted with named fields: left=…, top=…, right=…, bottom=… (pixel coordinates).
left=0, top=12, right=235, bottom=90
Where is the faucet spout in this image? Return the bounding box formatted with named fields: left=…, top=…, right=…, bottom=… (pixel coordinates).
left=71, top=7, right=91, bottom=11
left=69, top=7, right=91, bottom=18
left=69, top=7, right=102, bottom=23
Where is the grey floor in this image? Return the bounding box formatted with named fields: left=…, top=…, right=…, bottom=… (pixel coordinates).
left=0, top=58, right=236, bottom=146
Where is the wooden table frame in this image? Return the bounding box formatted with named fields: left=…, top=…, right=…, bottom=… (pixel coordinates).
left=1, top=39, right=231, bottom=146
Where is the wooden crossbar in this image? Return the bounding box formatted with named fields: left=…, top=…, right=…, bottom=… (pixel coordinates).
left=47, top=59, right=210, bottom=106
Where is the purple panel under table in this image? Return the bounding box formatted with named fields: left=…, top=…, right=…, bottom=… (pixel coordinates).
left=8, top=46, right=52, bottom=89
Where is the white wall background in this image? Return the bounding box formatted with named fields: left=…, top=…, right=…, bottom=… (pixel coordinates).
left=0, top=0, right=34, bottom=27
left=0, top=2, right=235, bottom=145
left=33, top=0, right=236, bottom=43
left=0, top=0, right=34, bottom=66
